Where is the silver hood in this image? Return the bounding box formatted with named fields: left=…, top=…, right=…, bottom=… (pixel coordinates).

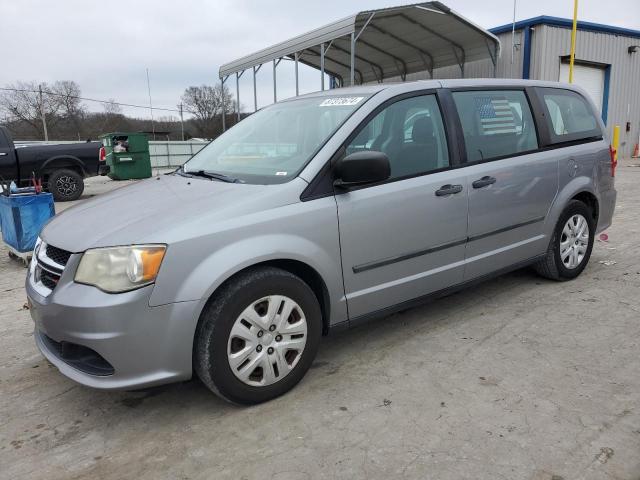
left=42, top=174, right=305, bottom=252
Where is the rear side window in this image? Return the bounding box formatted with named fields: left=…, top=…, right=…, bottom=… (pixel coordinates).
left=539, top=88, right=601, bottom=144
left=452, top=90, right=538, bottom=162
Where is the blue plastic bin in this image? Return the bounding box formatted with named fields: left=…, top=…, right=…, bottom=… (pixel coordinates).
left=0, top=193, right=55, bottom=253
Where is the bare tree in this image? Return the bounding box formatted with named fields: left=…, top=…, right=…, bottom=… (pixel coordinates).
left=99, top=99, right=123, bottom=132
left=103, top=99, right=122, bottom=116
left=181, top=84, right=233, bottom=137
left=51, top=80, right=85, bottom=119
left=0, top=81, right=64, bottom=138
left=51, top=80, right=85, bottom=139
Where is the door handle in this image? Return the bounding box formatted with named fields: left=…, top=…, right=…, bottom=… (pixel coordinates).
left=435, top=184, right=463, bottom=196
left=472, top=176, right=496, bottom=189
left=0, top=152, right=7, bottom=156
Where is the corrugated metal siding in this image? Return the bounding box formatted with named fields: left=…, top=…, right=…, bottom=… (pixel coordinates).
left=494, top=30, right=525, bottom=79
left=531, top=25, right=640, bottom=156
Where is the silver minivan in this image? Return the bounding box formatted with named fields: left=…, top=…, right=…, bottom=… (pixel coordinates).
left=27, top=79, right=616, bottom=404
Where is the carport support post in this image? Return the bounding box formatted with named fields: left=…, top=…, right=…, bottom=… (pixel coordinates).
left=295, top=52, right=299, bottom=96
left=350, top=32, right=356, bottom=86
left=253, top=66, right=258, bottom=112
left=235, top=71, right=241, bottom=122
left=320, top=43, right=325, bottom=91
left=221, top=76, right=227, bottom=132
left=485, top=40, right=498, bottom=78
left=273, top=59, right=278, bottom=103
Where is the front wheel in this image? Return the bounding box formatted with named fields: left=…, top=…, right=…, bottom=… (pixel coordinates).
left=194, top=267, right=322, bottom=405
left=48, top=169, right=84, bottom=201
left=534, top=200, right=595, bottom=281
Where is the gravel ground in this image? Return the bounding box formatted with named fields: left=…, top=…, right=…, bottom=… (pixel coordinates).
left=0, top=166, right=639, bottom=480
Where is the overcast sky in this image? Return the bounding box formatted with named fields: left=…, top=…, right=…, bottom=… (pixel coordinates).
left=1, top=0, right=638, bottom=118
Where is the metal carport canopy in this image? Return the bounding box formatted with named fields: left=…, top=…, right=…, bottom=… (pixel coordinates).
left=218, top=1, right=500, bottom=86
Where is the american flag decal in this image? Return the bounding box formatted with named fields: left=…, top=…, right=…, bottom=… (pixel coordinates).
left=474, top=96, right=517, bottom=135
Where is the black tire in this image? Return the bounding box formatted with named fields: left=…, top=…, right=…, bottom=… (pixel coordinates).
left=48, top=169, right=84, bottom=202
left=194, top=267, right=322, bottom=405
left=534, top=200, right=595, bottom=281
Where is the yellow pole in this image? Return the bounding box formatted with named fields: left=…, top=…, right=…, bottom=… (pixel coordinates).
left=568, top=0, right=578, bottom=83
left=612, top=125, right=620, bottom=163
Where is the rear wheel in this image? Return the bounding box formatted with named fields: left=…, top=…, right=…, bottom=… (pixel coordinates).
left=194, top=267, right=322, bottom=405
left=534, top=200, right=595, bottom=281
left=48, top=169, right=84, bottom=201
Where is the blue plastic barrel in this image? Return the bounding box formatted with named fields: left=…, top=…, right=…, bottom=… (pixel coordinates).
left=0, top=193, right=55, bottom=253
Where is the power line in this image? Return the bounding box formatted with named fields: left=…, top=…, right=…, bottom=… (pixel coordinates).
left=0, top=86, right=182, bottom=113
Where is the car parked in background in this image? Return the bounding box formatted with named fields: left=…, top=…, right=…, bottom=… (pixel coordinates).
left=0, top=126, right=101, bottom=201
left=26, top=79, right=616, bottom=404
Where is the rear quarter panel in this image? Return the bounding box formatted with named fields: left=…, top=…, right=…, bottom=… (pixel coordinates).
left=545, top=139, right=611, bottom=237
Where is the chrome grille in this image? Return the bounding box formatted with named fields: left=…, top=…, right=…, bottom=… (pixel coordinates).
left=38, top=268, right=60, bottom=290
left=30, top=240, right=69, bottom=296
left=45, top=244, right=72, bottom=266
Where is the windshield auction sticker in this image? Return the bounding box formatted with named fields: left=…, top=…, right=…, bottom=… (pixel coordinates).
left=319, top=97, right=364, bottom=107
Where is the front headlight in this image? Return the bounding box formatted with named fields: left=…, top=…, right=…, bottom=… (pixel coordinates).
left=75, top=245, right=166, bottom=293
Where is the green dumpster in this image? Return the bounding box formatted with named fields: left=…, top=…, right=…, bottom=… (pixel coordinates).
left=100, top=132, right=152, bottom=180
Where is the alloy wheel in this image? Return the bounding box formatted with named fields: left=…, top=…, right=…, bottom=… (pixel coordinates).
left=56, top=175, right=78, bottom=197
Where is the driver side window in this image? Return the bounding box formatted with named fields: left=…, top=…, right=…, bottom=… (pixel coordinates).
left=345, top=94, right=449, bottom=180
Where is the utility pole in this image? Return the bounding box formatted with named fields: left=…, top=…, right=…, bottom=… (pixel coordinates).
left=179, top=102, right=185, bottom=141
left=146, top=68, right=156, bottom=140
left=39, top=84, right=49, bottom=141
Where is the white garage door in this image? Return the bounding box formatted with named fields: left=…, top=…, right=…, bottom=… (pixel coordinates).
left=559, top=62, right=605, bottom=113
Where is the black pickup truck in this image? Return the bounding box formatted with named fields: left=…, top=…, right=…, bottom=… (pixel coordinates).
left=0, top=126, right=101, bottom=201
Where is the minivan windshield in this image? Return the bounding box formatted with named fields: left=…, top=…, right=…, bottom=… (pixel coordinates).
left=183, top=95, right=371, bottom=184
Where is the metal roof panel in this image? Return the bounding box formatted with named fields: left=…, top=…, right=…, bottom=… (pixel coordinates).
left=219, top=2, right=500, bottom=81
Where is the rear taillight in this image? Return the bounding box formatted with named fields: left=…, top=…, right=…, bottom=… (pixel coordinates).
left=609, top=145, right=617, bottom=177
left=99, top=146, right=106, bottom=162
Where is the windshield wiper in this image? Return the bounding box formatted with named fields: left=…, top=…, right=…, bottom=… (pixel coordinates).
left=174, top=165, right=191, bottom=177
left=195, top=170, right=242, bottom=183
left=177, top=167, right=241, bottom=183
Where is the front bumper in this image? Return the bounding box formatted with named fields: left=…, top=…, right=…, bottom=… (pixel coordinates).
left=26, top=254, right=200, bottom=390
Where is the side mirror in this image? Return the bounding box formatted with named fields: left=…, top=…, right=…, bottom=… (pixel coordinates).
left=334, top=151, right=391, bottom=188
